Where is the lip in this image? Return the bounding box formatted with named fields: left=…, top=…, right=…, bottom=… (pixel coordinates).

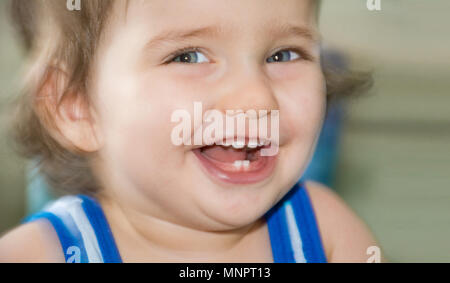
left=192, top=145, right=278, bottom=185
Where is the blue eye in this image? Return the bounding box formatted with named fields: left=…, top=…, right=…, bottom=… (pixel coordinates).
left=267, top=50, right=300, bottom=63
left=171, top=51, right=209, bottom=64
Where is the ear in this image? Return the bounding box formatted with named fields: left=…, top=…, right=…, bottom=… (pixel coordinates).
left=56, top=92, right=103, bottom=153
left=36, top=66, right=103, bottom=153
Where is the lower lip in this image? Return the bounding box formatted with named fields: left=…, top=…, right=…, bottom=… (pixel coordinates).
left=192, top=147, right=278, bottom=185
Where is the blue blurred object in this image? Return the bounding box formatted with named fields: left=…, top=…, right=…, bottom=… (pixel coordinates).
left=26, top=160, right=54, bottom=215
left=301, top=101, right=345, bottom=188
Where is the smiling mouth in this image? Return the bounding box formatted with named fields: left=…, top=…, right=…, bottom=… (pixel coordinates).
left=192, top=138, right=278, bottom=185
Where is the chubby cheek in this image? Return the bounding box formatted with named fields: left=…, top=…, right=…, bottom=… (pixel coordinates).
left=97, top=76, right=192, bottom=191
left=276, top=65, right=326, bottom=179
left=268, top=62, right=326, bottom=139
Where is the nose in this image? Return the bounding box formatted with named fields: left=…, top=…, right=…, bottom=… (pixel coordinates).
left=204, top=66, right=281, bottom=148
left=214, top=68, right=279, bottom=115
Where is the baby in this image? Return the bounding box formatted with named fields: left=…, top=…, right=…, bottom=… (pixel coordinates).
left=0, top=0, right=379, bottom=263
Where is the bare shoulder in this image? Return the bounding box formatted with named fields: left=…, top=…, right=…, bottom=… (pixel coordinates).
left=0, top=220, right=65, bottom=263
left=304, top=180, right=381, bottom=263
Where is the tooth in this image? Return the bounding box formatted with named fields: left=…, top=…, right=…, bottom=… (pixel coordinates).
left=242, top=160, right=250, bottom=170
left=233, top=160, right=243, bottom=169
left=232, top=141, right=245, bottom=149
left=221, top=140, right=232, bottom=147
left=247, top=140, right=258, bottom=148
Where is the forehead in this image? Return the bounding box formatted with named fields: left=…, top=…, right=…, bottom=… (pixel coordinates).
left=118, top=0, right=318, bottom=36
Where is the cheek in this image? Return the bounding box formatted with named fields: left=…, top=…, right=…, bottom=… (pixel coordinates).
left=97, top=79, right=186, bottom=182
left=277, top=66, right=326, bottom=144
left=274, top=66, right=326, bottom=184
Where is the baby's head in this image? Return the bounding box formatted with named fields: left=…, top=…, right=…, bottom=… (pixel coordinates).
left=10, top=0, right=370, bottom=231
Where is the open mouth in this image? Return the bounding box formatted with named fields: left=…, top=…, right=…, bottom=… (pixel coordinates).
left=192, top=138, right=278, bottom=185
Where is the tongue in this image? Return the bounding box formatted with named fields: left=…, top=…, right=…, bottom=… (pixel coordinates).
left=201, top=146, right=247, bottom=163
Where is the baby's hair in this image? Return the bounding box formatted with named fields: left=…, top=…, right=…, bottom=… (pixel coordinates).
left=8, top=0, right=372, bottom=196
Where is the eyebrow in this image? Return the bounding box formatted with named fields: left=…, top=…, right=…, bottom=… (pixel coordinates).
left=144, top=23, right=319, bottom=50
left=268, top=23, right=320, bottom=43
left=144, top=26, right=225, bottom=50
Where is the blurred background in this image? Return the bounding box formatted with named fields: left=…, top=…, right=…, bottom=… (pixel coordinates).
left=0, top=0, right=449, bottom=262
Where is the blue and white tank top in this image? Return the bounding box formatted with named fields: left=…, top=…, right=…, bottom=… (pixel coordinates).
left=23, top=182, right=327, bottom=263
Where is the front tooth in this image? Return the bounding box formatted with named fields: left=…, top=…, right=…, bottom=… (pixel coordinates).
left=233, top=160, right=243, bottom=169
left=221, top=140, right=232, bottom=147
left=232, top=141, right=245, bottom=149
left=247, top=140, right=258, bottom=148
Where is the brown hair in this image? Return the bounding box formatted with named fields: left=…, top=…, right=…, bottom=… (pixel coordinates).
left=8, top=0, right=372, bottom=196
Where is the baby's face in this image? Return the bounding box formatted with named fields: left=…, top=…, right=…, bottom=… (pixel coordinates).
left=91, top=0, right=325, bottom=230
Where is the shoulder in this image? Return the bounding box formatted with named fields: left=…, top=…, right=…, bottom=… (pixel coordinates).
left=0, top=220, right=65, bottom=263
left=303, top=180, right=381, bottom=263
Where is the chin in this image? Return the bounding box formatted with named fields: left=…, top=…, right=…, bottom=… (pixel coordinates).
left=186, top=157, right=286, bottom=230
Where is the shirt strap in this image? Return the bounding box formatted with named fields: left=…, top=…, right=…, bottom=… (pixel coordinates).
left=264, top=182, right=327, bottom=263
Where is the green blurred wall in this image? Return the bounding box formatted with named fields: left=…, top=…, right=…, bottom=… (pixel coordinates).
left=0, top=0, right=26, bottom=235
left=320, top=0, right=450, bottom=262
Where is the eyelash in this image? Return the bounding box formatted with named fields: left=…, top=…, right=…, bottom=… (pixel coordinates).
left=163, top=46, right=314, bottom=64
left=163, top=46, right=205, bottom=64
left=270, top=47, right=314, bottom=62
